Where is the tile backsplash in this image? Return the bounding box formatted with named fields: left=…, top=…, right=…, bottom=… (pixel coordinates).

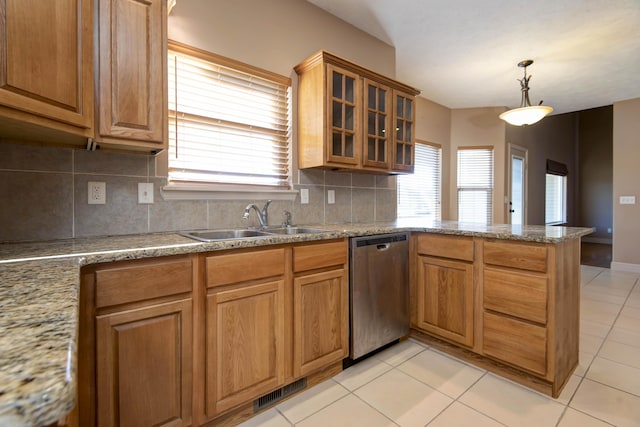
left=0, top=142, right=397, bottom=242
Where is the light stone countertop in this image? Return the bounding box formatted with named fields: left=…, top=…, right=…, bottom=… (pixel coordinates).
left=0, top=221, right=593, bottom=426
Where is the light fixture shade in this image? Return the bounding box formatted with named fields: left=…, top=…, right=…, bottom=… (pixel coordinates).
left=499, top=105, right=553, bottom=126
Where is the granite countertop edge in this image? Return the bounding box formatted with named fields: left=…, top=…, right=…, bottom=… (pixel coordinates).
left=0, top=222, right=593, bottom=426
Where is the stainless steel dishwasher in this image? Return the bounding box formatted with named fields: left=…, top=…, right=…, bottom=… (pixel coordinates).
left=349, top=232, right=409, bottom=359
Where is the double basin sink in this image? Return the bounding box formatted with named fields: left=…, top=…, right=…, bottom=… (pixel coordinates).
left=180, top=227, right=330, bottom=242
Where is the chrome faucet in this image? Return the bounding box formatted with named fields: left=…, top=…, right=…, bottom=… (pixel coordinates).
left=282, top=210, right=292, bottom=227
left=242, top=200, right=272, bottom=228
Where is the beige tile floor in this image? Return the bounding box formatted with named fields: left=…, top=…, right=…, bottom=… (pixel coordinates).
left=239, top=265, right=640, bottom=427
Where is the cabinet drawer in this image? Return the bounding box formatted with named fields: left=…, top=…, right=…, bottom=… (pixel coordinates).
left=484, top=267, right=547, bottom=324
left=95, top=257, right=192, bottom=308
left=416, top=234, right=473, bottom=261
left=484, top=241, right=547, bottom=272
left=293, top=240, right=347, bottom=272
left=483, top=312, right=547, bottom=375
left=206, top=248, right=285, bottom=288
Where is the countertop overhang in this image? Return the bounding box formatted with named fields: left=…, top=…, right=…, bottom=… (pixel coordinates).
left=0, top=221, right=593, bottom=426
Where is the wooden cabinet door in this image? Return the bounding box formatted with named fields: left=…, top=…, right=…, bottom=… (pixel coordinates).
left=326, top=64, right=361, bottom=166
left=96, top=299, right=192, bottom=427
left=293, top=268, right=348, bottom=377
left=97, top=0, right=167, bottom=147
left=415, top=255, right=474, bottom=347
left=392, top=90, right=415, bottom=172
left=206, top=280, right=285, bottom=417
left=0, top=0, right=93, bottom=130
left=362, top=78, right=391, bottom=170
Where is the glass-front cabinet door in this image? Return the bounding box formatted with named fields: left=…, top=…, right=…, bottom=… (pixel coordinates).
left=393, top=91, right=415, bottom=172
left=326, top=64, right=360, bottom=165
left=362, top=79, right=391, bottom=169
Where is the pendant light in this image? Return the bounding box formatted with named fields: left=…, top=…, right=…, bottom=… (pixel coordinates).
left=499, top=60, right=553, bottom=126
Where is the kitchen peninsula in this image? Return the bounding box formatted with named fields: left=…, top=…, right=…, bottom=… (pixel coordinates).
left=0, top=221, right=592, bottom=426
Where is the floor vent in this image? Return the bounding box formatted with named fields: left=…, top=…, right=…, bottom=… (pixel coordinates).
left=253, top=377, right=307, bottom=412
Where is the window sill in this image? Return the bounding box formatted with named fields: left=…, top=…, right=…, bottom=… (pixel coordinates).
left=161, top=183, right=298, bottom=201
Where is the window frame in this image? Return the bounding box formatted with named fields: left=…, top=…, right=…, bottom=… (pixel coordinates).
left=162, top=40, right=297, bottom=201
left=545, top=173, right=567, bottom=225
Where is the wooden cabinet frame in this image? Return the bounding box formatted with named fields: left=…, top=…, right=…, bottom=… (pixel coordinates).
left=410, top=233, right=580, bottom=398
left=295, top=50, right=419, bottom=174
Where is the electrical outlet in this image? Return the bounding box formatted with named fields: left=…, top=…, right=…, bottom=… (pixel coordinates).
left=300, top=188, right=309, bottom=204
left=88, top=181, right=106, bottom=205
left=327, top=189, right=335, bottom=204
left=138, top=183, right=154, bottom=204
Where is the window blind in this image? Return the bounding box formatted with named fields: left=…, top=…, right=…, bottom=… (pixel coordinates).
left=545, top=173, right=567, bottom=224
left=397, top=141, right=441, bottom=220
left=457, top=147, right=494, bottom=224
left=168, top=43, right=291, bottom=188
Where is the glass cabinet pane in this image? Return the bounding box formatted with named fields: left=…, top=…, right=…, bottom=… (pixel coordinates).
left=332, top=101, right=342, bottom=128
left=378, top=140, right=386, bottom=161
left=379, top=89, right=386, bottom=112
left=378, top=114, right=385, bottom=136
left=345, top=105, right=354, bottom=130
left=332, top=133, right=342, bottom=156
left=345, top=76, right=355, bottom=103
left=397, top=119, right=404, bottom=140
left=368, top=112, right=375, bottom=135
left=368, top=138, right=376, bottom=161
left=396, top=144, right=403, bottom=165
left=406, top=99, right=412, bottom=118
left=405, top=145, right=412, bottom=165
left=397, top=97, right=404, bottom=118
left=368, top=85, right=376, bottom=109
left=332, top=72, right=342, bottom=99
left=345, top=134, right=354, bottom=157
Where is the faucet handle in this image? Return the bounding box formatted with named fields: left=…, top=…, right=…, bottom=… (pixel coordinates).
left=282, top=210, right=292, bottom=227
left=262, top=199, right=272, bottom=212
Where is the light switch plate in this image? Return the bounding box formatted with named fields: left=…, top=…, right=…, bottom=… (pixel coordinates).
left=138, top=183, right=154, bottom=204
left=620, top=195, right=636, bottom=205
left=327, top=189, right=335, bottom=204
left=300, top=188, right=309, bottom=204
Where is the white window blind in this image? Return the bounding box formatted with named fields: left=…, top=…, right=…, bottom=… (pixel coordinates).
left=545, top=174, right=567, bottom=224
left=397, top=141, right=441, bottom=220
left=168, top=43, right=291, bottom=188
left=457, top=147, right=494, bottom=224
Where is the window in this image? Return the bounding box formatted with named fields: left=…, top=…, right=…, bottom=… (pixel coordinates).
left=545, top=159, right=568, bottom=225
left=167, top=42, right=291, bottom=188
left=457, top=147, right=494, bottom=224
left=397, top=141, right=441, bottom=220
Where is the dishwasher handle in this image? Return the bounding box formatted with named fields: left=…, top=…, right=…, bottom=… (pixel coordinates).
left=376, top=243, right=390, bottom=251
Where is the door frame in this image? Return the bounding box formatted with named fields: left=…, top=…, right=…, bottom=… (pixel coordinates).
left=507, top=143, right=528, bottom=225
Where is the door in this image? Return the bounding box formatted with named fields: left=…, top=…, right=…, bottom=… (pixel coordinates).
left=415, top=255, right=474, bottom=347
left=206, top=280, right=285, bottom=416
left=0, top=0, right=93, bottom=129
left=97, top=0, right=167, bottom=145
left=293, top=268, right=348, bottom=377
left=392, top=90, right=415, bottom=172
left=508, top=144, right=528, bottom=225
left=326, top=64, right=360, bottom=165
left=96, top=299, right=193, bottom=427
left=362, top=78, right=391, bottom=169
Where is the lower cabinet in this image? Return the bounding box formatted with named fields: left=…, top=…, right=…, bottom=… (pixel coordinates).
left=80, top=255, right=194, bottom=427
left=412, top=234, right=474, bottom=347
left=292, top=240, right=349, bottom=377
left=80, top=240, right=349, bottom=426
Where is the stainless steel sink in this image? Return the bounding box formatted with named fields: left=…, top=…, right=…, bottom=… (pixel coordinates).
left=180, top=229, right=272, bottom=242
left=264, top=227, right=329, bottom=235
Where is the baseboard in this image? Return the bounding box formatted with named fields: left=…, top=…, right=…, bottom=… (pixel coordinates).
left=582, top=237, right=612, bottom=244
left=611, top=261, right=640, bottom=273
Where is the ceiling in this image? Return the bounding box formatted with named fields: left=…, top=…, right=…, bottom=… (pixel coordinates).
left=306, top=0, right=640, bottom=115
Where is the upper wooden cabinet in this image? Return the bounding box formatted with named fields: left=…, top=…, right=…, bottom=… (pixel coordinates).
left=96, top=0, right=168, bottom=151
left=295, top=51, right=420, bottom=174
left=0, top=0, right=93, bottom=140
left=0, top=0, right=167, bottom=152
